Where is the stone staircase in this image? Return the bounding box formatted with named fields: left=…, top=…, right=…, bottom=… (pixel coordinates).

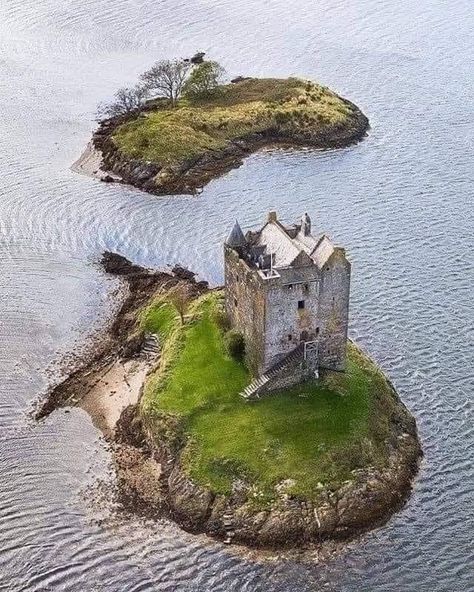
left=240, top=344, right=305, bottom=400
left=140, top=333, right=160, bottom=359
left=223, top=510, right=235, bottom=544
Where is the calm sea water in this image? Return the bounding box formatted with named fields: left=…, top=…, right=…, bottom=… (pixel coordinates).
left=0, top=1, right=473, bottom=590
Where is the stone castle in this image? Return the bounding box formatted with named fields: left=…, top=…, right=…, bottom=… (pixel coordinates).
left=224, top=211, right=351, bottom=398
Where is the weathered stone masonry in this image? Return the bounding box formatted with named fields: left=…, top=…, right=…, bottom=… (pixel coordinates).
left=224, top=211, right=351, bottom=394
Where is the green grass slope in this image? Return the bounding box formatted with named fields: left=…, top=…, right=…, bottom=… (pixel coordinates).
left=140, top=291, right=397, bottom=503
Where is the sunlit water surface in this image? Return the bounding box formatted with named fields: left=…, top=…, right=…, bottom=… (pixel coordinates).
left=0, top=1, right=473, bottom=590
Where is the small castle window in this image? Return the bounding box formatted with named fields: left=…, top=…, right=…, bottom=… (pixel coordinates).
left=288, top=334, right=292, bottom=342
left=234, top=297, right=238, bottom=307
left=326, top=266, right=330, bottom=271
left=298, top=300, right=305, bottom=309
left=315, top=327, right=320, bottom=336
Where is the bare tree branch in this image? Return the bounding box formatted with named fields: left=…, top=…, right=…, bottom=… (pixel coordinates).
left=97, top=85, right=149, bottom=120
left=140, top=59, right=192, bottom=106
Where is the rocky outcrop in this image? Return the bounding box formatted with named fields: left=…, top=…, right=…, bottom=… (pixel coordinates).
left=91, top=98, right=369, bottom=196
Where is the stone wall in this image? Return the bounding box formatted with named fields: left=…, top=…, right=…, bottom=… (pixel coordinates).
left=224, top=246, right=266, bottom=376
left=264, top=272, right=320, bottom=370
left=224, top=243, right=350, bottom=377
left=317, top=248, right=351, bottom=370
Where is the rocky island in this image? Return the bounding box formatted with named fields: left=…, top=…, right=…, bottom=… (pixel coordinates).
left=82, top=66, right=369, bottom=195
left=37, top=211, right=422, bottom=550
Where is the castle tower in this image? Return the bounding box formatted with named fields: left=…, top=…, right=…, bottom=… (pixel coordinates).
left=225, top=221, right=246, bottom=249
left=224, top=211, right=350, bottom=378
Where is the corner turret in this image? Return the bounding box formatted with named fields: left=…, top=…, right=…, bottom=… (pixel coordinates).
left=225, top=221, right=247, bottom=249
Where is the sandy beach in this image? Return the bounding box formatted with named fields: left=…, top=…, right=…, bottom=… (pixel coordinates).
left=71, top=141, right=121, bottom=182
left=79, top=357, right=150, bottom=436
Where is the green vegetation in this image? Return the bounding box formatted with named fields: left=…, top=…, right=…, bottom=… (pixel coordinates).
left=140, top=291, right=397, bottom=503
left=224, top=329, right=245, bottom=361
left=183, top=60, right=226, bottom=100
left=112, top=77, right=356, bottom=166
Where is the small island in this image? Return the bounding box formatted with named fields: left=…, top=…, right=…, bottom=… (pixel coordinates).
left=37, top=211, right=421, bottom=549
left=80, top=56, right=369, bottom=195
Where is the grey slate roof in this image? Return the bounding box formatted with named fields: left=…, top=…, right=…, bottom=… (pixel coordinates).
left=225, top=221, right=247, bottom=248
left=255, top=217, right=335, bottom=270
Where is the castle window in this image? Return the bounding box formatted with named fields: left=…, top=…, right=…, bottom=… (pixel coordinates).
left=326, top=266, right=330, bottom=271
left=298, top=300, right=305, bottom=309
left=288, top=334, right=292, bottom=342
left=315, top=327, right=320, bottom=336
left=234, top=297, right=238, bottom=307
left=288, top=284, right=293, bottom=290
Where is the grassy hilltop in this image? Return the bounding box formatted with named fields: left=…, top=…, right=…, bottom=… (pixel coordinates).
left=139, top=291, right=399, bottom=503
left=95, top=77, right=369, bottom=195
left=112, top=78, right=359, bottom=165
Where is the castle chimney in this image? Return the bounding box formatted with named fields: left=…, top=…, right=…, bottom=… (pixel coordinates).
left=268, top=211, right=277, bottom=223
left=301, top=212, right=311, bottom=236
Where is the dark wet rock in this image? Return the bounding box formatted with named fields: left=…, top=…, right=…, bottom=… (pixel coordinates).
left=101, top=174, right=116, bottom=183
left=171, top=265, right=196, bottom=281
left=231, top=76, right=252, bottom=84
left=168, top=466, right=214, bottom=527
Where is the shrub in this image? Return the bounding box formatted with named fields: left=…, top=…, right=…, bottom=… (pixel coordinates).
left=184, top=60, right=226, bottom=100
left=274, top=111, right=291, bottom=125
left=224, top=330, right=245, bottom=361
left=211, top=306, right=231, bottom=332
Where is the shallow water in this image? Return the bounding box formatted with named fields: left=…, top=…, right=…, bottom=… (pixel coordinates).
left=0, top=0, right=473, bottom=590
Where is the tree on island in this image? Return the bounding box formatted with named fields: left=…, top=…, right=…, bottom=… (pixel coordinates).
left=140, top=59, right=192, bottom=106
left=184, top=61, right=226, bottom=100
left=97, top=85, right=149, bottom=119
left=96, top=55, right=227, bottom=120
left=168, top=284, right=193, bottom=324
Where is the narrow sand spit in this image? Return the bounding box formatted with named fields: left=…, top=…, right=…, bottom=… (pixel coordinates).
left=71, top=141, right=121, bottom=182
left=79, top=358, right=150, bottom=436
left=35, top=254, right=209, bottom=516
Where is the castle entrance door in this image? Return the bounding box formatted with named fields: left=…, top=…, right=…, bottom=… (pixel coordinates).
left=303, top=340, right=319, bottom=374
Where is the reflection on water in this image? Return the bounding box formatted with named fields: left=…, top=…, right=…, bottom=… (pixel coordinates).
left=0, top=0, right=473, bottom=590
